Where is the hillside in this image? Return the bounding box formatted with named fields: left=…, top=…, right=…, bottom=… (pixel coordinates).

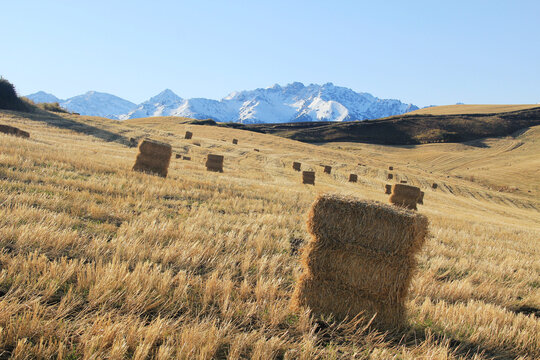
left=205, top=106, right=540, bottom=145
left=408, top=104, right=540, bottom=115
left=0, top=109, right=539, bottom=359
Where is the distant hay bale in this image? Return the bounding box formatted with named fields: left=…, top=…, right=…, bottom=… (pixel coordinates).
left=389, top=184, right=421, bottom=210
left=324, top=165, right=332, bottom=174
left=193, top=142, right=201, bottom=147
left=254, top=148, right=260, bottom=152
left=185, top=131, right=193, bottom=139
left=129, top=137, right=138, bottom=147
left=385, top=184, right=392, bottom=194
left=232, top=138, right=238, bottom=145
left=206, top=154, right=224, bottom=172
left=291, top=194, right=429, bottom=329
left=387, top=173, right=393, bottom=180
left=432, top=183, right=438, bottom=189
left=349, top=174, right=358, bottom=183
left=293, top=162, right=301, bottom=171
left=183, top=156, right=191, bottom=161
left=302, top=171, right=315, bottom=185
left=132, top=139, right=172, bottom=178
left=0, top=124, right=30, bottom=138
left=400, top=180, right=407, bottom=184
left=417, top=191, right=424, bottom=205
left=175, top=154, right=181, bottom=159
left=389, top=166, right=393, bottom=170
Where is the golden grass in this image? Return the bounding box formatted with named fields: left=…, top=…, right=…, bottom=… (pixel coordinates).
left=0, top=109, right=539, bottom=359
left=407, top=104, right=540, bottom=116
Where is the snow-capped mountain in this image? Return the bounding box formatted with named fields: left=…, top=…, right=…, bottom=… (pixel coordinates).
left=25, top=91, right=60, bottom=104
left=131, top=82, right=418, bottom=123
left=26, top=91, right=136, bottom=119
left=27, top=82, right=418, bottom=123
left=119, top=89, right=183, bottom=119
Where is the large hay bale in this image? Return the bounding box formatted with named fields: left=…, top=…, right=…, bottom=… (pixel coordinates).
left=206, top=154, right=224, bottom=172
left=293, top=162, right=301, bottom=171
left=232, top=138, right=238, bottom=145
left=387, top=173, right=393, bottom=180
left=385, top=184, right=392, bottom=194
left=132, top=139, right=172, bottom=178
left=291, top=194, right=428, bottom=329
left=323, top=165, right=332, bottom=174
left=302, top=171, right=315, bottom=185
left=185, top=131, right=193, bottom=139
left=417, top=191, right=425, bottom=205
left=389, top=184, right=421, bottom=210
left=349, top=174, right=358, bottom=183
left=0, top=124, right=29, bottom=138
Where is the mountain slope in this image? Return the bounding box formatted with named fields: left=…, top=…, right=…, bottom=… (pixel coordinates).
left=60, top=91, right=136, bottom=119
left=25, top=91, right=61, bottom=104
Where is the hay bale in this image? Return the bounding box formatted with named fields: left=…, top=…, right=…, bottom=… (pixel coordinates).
left=232, top=139, right=238, bottom=145
left=385, top=184, right=392, bottom=194
left=175, top=154, right=181, bottom=159
left=293, top=162, right=301, bottom=171
left=302, top=171, right=315, bottom=185
left=291, top=194, right=428, bottom=329
left=206, top=154, right=224, bottom=172
left=183, top=156, right=191, bottom=161
left=417, top=191, right=424, bottom=205
left=0, top=124, right=29, bottom=138
left=432, top=183, right=438, bottom=189
left=387, top=173, right=393, bottom=180
left=132, top=139, right=172, bottom=178
left=389, top=166, right=393, bottom=170
left=324, top=165, right=332, bottom=174
left=349, top=174, right=358, bottom=183
left=254, top=148, right=260, bottom=152
left=129, top=137, right=138, bottom=148
left=185, top=131, right=193, bottom=139
left=400, top=180, right=407, bottom=184
left=389, top=184, right=421, bottom=210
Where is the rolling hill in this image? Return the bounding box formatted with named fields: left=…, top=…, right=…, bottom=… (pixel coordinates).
left=0, top=108, right=539, bottom=358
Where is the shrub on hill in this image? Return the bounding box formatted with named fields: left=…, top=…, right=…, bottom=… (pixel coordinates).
left=38, top=102, right=69, bottom=113
left=0, top=77, right=30, bottom=112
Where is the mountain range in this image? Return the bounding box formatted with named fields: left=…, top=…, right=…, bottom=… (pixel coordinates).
left=26, top=82, right=418, bottom=123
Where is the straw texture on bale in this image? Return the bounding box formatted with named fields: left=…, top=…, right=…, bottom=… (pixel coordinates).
left=385, top=184, right=392, bottom=194
left=302, top=171, right=315, bottom=185
left=293, top=162, right=301, bottom=171
left=132, top=139, right=172, bottom=178
left=432, top=183, right=438, bottom=189
left=291, top=194, right=428, bottom=329
left=324, top=165, right=332, bottom=174
left=206, top=154, right=224, bottom=172
left=387, top=173, right=393, bottom=180
left=0, top=124, right=30, bottom=138
left=417, top=191, right=425, bottom=205
left=389, top=184, right=421, bottom=210
left=349, top=174, right=358, bottom=183
left=185, top=131, right=193, bottom=139
left=232, top=139, right=238, bottom=145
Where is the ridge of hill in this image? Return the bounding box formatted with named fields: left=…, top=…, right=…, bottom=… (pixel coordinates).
left=210, top=106, right=540, bottom=144
left=408, top=104, right=540, bottom=115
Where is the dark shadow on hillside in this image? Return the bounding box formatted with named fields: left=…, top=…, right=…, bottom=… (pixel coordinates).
left=464, top=139, right=490, bottom=148
left=6, top=110, right=133, bottom=147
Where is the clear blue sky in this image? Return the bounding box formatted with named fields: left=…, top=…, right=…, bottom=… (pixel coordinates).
left=2, top=0, right=539, bottom=107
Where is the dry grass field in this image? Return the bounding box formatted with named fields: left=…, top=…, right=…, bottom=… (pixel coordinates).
left=0, top=109, right=539, bottom=359
left=407, top=104, right=540, bottom=116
